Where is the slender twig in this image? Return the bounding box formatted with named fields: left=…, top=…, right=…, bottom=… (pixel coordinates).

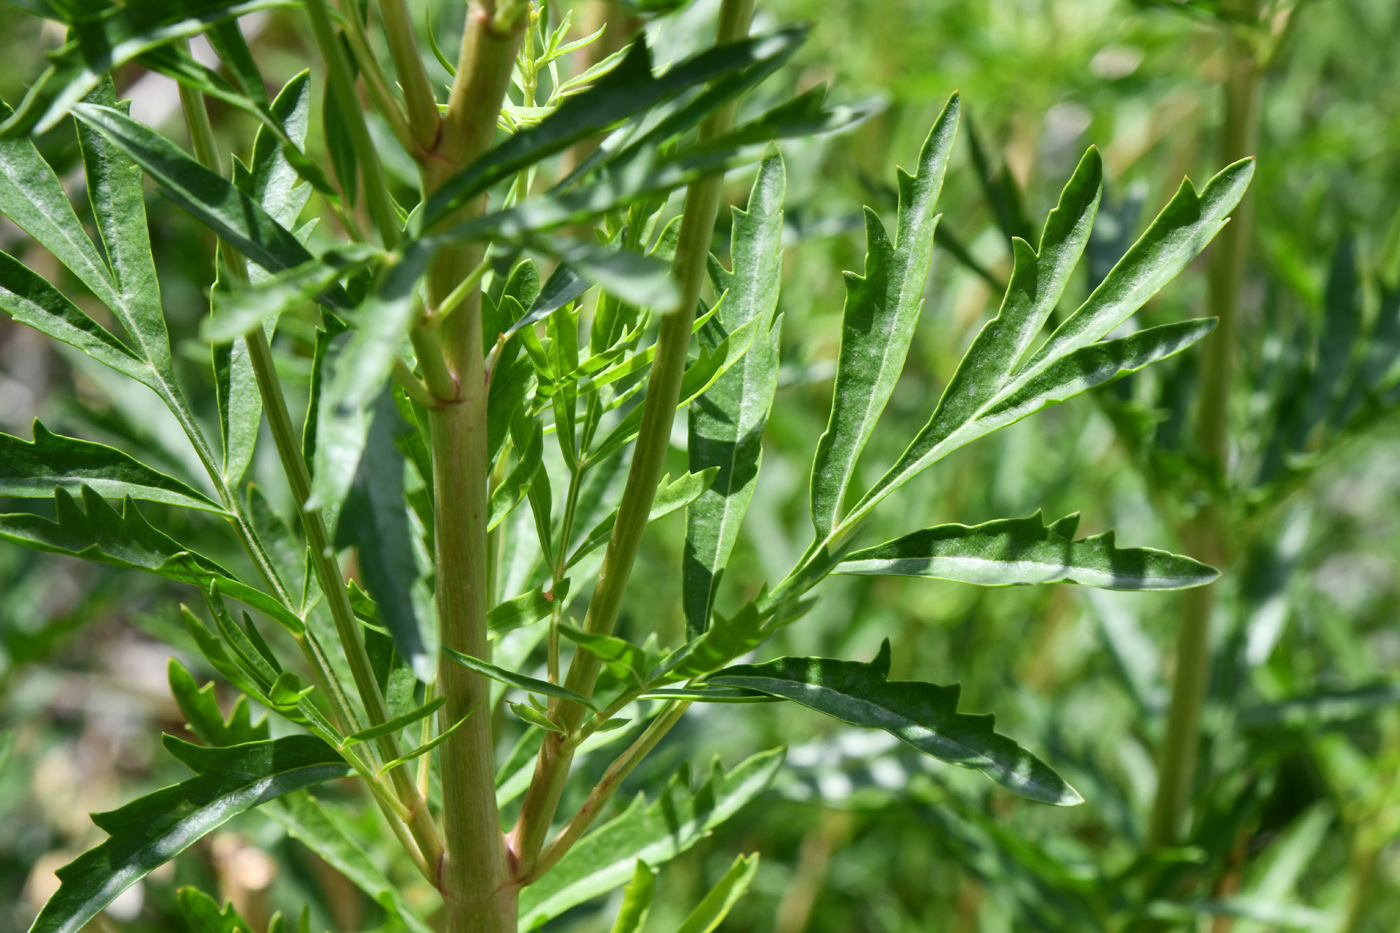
left=305, top=0, right=403, bottom=247
left=523, top=701, right=690, bottom=883
left=378, top=0, right=444, bottom=152
left=509, top=0, right=757, bottom=873
left=331, top=0, right=420, bottom=157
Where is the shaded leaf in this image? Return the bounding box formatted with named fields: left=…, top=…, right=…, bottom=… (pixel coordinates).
left=27, top=734, right=349, bottom=933
left=519, top=749, right=785, bottom=929
left=709, top=641, right=1081, bottom=805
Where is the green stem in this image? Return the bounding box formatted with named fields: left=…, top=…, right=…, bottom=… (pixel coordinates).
left=377, top=0, right=444, bottom=152
left=305, top=0, right=402, bottom=247
left=178, top=79, right=445, bottom=872
left=420, top=5, right=526, bottom=931
left=509, top=0, right=756, bottom=875
left=332, top=0, right=419, bottom=156
left=1148, top=2, right=1261, bottom=849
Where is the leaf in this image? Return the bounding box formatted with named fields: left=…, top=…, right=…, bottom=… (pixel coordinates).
left=342, top=696, right=447, bottom=747
left=204, top=247, right=380, bottom=344
left=519, top=749, right=785, bottom=930
left=488, top=419, right=544, bottom=531
left=662, top=601, right=765, bottom=681
left=27, top=734, right=349, bottom=933
left=264, top=793, right=434, bottom=933
left=0, top=486, right=304, bottom=635
left=335, top=391, right=439, bottom=682
left=176, top=887, right=254, bottom=933
left=512, top=701, right=566, bottom=733
left=808, top=94, right=958, bottom=537
left=245, top=70, right=315, bottom=231
left=559, top=624, right=650, bottom=686
left=843, top=157, right=1253, bottom=536
left=708, top=641, right=1080, bottom=806
left=375, top=707, right=478, bottom=775
left=416, top=27, right=808, bottom=231
left=1021, top=158, right=1254, bottom=374
left=246, top=484, right=304, bottom=601
left=323, top=39, right=359, bottom=208
left=0, top=0, right=294, bottom=138
left=569, top=469, right=719, bottom=568
left=836, top=511, right=1218, bottom=590
left=488, top=579, right=570, bottom=637
left=0, top=250, right=152, bottom=387
left=211, top=324, right=261, bottom=488
left=685, top=154, right=787, bottom=638
left=609, top=862, right=656, bottom=933
left=443, top=646, right=596, bottom=709
left=639, top=686, right=777, bottom=704
left=167, top=657, right=269, bottom=747
left=69, top=102, right=346, bottom=302
left=672, top=852, right=760, bottom=933
left=75, top=81, right=171, bottom=371
left=0, top=421, right=224, bottom=513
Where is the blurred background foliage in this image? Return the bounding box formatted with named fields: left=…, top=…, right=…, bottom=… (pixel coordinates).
left=3, top=0, right=1400, bottom=930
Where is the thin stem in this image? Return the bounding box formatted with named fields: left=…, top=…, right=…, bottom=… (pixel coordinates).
left=1148, top=1, right=1261, bottom=849
left=428, top=254, right=493, bottom=326
left=178, top=80, right=445, bottom=871
left=394, top=357, right=444, bottom=410
left=510, top=0, right=756, bottom=871
left=524, top=701, right=690, bottom=883
left=378, top=0, right=444, bottom=152
left=333, top=0, right=420, bottom=156
left=305, top=0, right=402, bottom=247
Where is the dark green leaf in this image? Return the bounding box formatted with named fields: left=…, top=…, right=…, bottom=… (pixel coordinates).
left=167, top=657, right=269, bottom=747
left=837, top=511, right=1219, bottom=590
left=264, top=793, right=433, bottom=933
left=0, top=486, right=303, bottom=635
left=0, top=421, right=224, bottom=513
left=27, top=734, right=349, bottom=933
left=489, top=419, right=544, bottom=531
left=176, top=887, right=254, bottom=933
left=709, top=641, right=1081, bottom=805
left=519, top=749, right=785, bottom=929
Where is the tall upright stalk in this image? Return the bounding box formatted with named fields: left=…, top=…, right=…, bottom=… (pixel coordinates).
left=1148, top=0, right=1262, bottom=848
left=418, top=4, right=526, bottom=931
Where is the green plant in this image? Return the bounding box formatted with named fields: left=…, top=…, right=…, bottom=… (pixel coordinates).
left=0, top=1, right=1252, bottom=931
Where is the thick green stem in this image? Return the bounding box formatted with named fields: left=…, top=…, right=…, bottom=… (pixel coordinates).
left=1148, top=6, right=1261, bottom=849
left=304, top=0, right=402, bottom=246
left=509, top=0, right=756, bottom=876
left=421, top=6, right=525, bottom=932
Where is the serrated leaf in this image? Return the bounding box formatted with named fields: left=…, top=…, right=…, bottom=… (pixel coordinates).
left=69, top=102, right=347, bottom=303
left=167, top=657, right=269, bottom=747
left=336, top=390, right=438, bottom=682
left=176, top=887, right=254, bottom=933
left=708, top=641, right=1080, bottom=805
left=837, top=511, right=1218, bottom=590
left=0, top=486, right=303, bottom=635
left=519, top=748, right=785, bottom=930
left=808, top=94, right=958, bottom=538
left=75, top=81, right=170, bottom=371
left=0, top=421, right=224, bottom=513
left=662, top=601, right=764, bottom=681
left=569, top=469, right=718, bottom=568
left=844, top=156, right=1252, bottom=537
left=263, top=793, right=433, bottom=933
left=609, top=861, right=656, bottom=933
left=672, top=852, right=759, bottom=933
left=27, top=734, right=349, bottom=933
left=559, top=623, right=650, bottom=686
left=685, top=154, right=786, bottom=637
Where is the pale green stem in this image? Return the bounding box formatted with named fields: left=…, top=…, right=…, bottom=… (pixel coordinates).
left=332, top=0, right=420, bottom=156
left=508, top=0, right=757, bottom=876
left=1148, top=3, right=1261, bottom=849
left=378, top=0, right=445, bottom=152
left=305, top=0, right=402, bottom=246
